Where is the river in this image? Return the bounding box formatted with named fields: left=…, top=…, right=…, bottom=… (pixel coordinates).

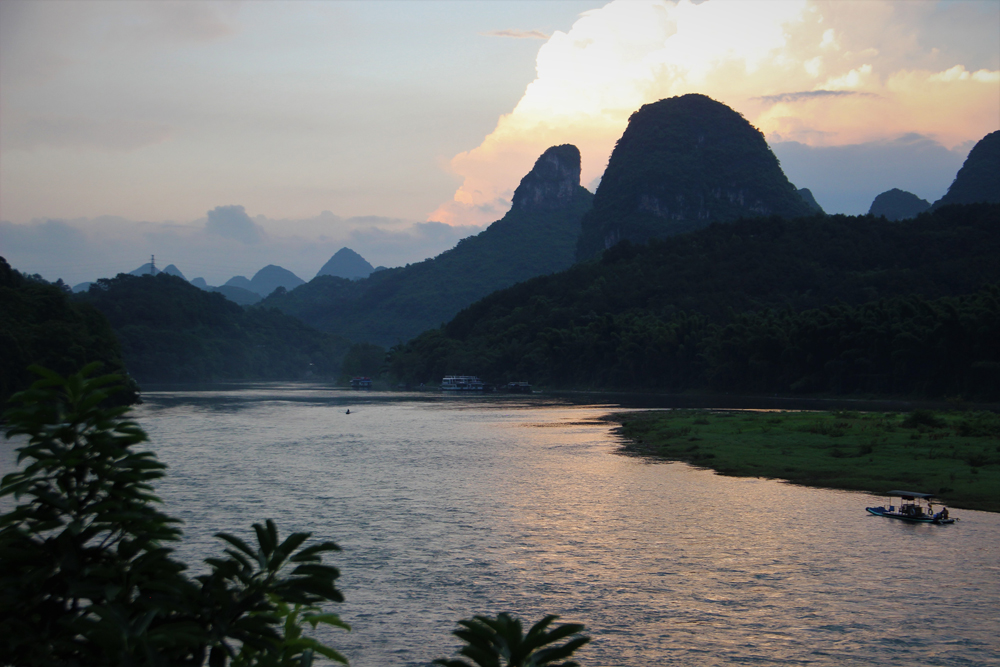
left=3, top=384, right=998, bottom=666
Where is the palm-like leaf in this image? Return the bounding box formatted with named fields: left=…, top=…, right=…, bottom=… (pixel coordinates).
left=434, top=613, right=590, bottom=667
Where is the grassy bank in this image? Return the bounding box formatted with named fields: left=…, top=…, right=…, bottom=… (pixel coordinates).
left=614, top=409, right=1000, bottom=513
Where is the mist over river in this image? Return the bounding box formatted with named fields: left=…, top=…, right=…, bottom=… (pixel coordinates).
left=3, top=384, right=998, bottom=666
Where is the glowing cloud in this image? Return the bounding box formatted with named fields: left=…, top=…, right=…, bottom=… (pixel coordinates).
left=431, top=0, right=1000, bottom=225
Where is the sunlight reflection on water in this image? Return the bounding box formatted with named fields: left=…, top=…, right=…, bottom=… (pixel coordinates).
left=2, top=385, right=998, bottom=666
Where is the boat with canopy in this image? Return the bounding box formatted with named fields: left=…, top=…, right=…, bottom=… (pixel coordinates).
left=866, top=490, right=956, bottom=524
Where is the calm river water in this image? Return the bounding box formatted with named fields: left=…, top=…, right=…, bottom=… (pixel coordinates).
left=3, top=384, right=998, bottom=666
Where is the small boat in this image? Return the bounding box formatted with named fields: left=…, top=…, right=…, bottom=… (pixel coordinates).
left=441, top=375, right=485, bottom=391
left=866, top=491, right=956, bottom=524
left=350, top=376, right=372, bottom=389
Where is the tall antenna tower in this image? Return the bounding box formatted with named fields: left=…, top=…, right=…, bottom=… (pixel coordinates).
left=150, top=255, right=156, bottom=275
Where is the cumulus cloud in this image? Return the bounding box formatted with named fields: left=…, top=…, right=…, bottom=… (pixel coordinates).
left=205, top=205, right=264, bottom=245
left=482, top=29, right=550, bottom=40
left=431, top=0, right=1000, bottom=222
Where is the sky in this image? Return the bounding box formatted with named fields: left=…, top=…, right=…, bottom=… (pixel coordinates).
left=1, top=0, right=998, bottom=286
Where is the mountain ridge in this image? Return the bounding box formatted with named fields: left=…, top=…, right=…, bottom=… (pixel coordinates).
left=261, top=144, right=594, bottom=345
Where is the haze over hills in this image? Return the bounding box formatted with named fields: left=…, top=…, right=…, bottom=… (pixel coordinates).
left=73, top=260, right=308, bottom=305
left=75, top=272, right=354, bottom=383
left=261, top=144, right=594, bottom=346
left=576, top=94, right=815, bottom=260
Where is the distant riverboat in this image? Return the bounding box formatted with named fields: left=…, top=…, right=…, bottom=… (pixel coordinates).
left=441, top=376, right=485, bottom=391
left=350, top=376, right=373, bottom=389
left=866, top=491, right=956, bottom=524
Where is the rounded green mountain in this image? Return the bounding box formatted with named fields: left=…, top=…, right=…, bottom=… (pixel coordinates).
left=577, top=94, right=814, bottom=259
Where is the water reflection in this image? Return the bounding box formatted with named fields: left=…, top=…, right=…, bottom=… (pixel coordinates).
left=2, top=387, right=997, bottom=666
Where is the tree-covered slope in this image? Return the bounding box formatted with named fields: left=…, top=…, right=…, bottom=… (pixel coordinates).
left=933, top=131, right=1000, bottom=209
left=1, top=257, right=136, bottom=405
left=576, top=94, right=814, bottom=260
left=261, top=145, right=594, bottom=346
left=388, top=204, right=1000, bottom=398
left=76, top=273, right=353, bottom=383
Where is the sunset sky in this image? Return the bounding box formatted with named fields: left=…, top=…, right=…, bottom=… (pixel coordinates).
left=1, top=0, right=998, bottom=285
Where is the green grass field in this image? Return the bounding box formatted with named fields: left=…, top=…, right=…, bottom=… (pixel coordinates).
left=614, top=409, right=1000, bottom=513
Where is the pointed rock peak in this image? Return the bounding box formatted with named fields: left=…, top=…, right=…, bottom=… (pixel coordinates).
left=316, top=247, right=375, bottom=280
left=162, top=264, right=187, bottom=280
left=511, top=144, right=582, bottom=212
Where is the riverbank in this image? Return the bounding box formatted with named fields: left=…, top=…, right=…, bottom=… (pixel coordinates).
left=612, top=409, right=1000, bottom=513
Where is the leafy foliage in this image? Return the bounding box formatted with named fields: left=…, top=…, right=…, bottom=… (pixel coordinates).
left=340, top=342, right=386, bottom=381
left=0, top=366, right=347, bottom=666
left=76, top=273, right=354, bottom=383
left=434, top=613, right=590, bottom=667
left=0, top=256, right=136, bottom=406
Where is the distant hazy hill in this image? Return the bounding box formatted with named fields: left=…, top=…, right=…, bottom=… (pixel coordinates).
left=162, top=264, right=186, bottom=280
left=127, top=262, right=185, bottom=279
left=933, top=131, right=1000, bottom=209
left=577, top=94, right=814, bottom=259
left=76, top=273, right=353, bottom=383
left=129, top=262, right=159, bottom=276
left=249, top=264, right=305, bottom=296
left=388, top=204, right=1000, bottom=398
left=869, top=188, right=930, bottom=220
left=262, top=144, right=594, bottom=345
left=224, top=275, right=254, bottom=291
left=316, top=248, right=375, bottom=280
left=1, top=256, right=135, bottom=405
left=221, top=265, right=304, bottom=298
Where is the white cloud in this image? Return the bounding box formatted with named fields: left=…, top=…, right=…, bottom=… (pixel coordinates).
left=431, top=0, right=1000, bottom=223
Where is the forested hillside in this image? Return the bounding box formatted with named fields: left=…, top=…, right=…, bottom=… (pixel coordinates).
left=1, top=257, right=136, bottom=405
left=261, top=145, right=594, bottom=346
left=576, top=94, right=814, bottom=260
left=388, top=204, right=1000, bottom=398
left=77, top=273, right=355, bottom=383
left=932, top=130, right=1000, bottom=208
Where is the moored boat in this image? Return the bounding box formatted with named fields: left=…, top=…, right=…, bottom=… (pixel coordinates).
left=441, top=375, right=485, bottom=391
left=866, top=491, right=956, bottom=524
